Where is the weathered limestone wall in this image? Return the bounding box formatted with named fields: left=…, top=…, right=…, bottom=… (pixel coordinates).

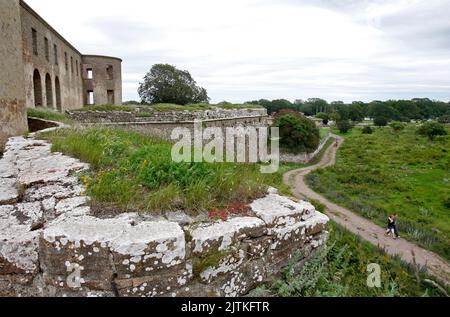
left=67, top=108, right=269, bottom=141
left=0, top=135, right=329, bottom=297
left=0, top=0, right=29, bottom=149
left=67, top=108, right=268, bottom=124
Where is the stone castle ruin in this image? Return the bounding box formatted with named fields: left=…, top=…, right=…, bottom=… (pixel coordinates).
left=0, top=0, right=122, bottom=146
left=0, top=0, right=330, bottom=297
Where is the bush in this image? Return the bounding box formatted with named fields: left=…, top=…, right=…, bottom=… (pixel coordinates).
left=374, top=116, right=389, bottom=127
left=336, top=120, right=352, bottom=134
left=438, top=115, right=450, bottom=124
left=444, top=197, right=450, bottom=209
left=272, top=110, right=320, bottom=154
left=362, top=126, right=374, bottom=134
left=417, top=122, right=448, bottom=140
left=390, top=121, right=406, bottom=132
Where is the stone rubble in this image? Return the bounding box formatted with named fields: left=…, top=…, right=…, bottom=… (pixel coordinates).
left=0, top=135, right=329, bottom=297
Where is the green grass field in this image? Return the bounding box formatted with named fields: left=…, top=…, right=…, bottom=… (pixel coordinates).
left=306, top=125, right=450, bottom=260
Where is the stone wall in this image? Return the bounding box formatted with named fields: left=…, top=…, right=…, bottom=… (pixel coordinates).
left=67, top=108, right=268, bottom=124
left=20, top=0, right=85, bottom=111
left=280, top=134, right=333, bottom=164
left=0, top=135, right=329, bottom=297
left=81, top=55, right=122, bottom=106
left=0, top=0, right=29, bottom=149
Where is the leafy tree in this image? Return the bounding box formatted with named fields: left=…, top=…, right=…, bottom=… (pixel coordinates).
left=337, top=120, right=353, bottom=134
left=272, top=110, right=320, bottom=154
left=362, top=126, right=374, bottom=134
left=374, top=116, right=389, bottom=127
left=316, top=112, right=330, bottom=125
left=306, top=98, right=329, bottom=115
left=438, top=115, right=450, bottom=124
left=348, top=102, right=365, bottom=122
left=389, top=121, right=406, bottom=133
left=330, top=112, right=341, bottom=122
left=138, top=64, right=209, bottom=105
left=417, top=122, right=448, bottom=140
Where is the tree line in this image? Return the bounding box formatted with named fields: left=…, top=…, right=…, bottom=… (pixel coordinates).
left=246, top=98, right=450, bottom=124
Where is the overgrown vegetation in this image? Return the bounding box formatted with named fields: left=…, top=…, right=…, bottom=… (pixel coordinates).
left=252, top=222, right=449, bottom=297
left=27, top=108, right=71, bottom=124
left=306, top=126, right=450, bottom=260
left=40, top=128, right=288, bottom=215
left=417, top=122, right=448, bottom=140
left=273, top=110, right=320, bottom=154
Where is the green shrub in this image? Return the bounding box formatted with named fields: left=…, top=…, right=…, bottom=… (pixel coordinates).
left=438, top=115, right=450, bottom=124
left=374, top=116, right=389, bottom=127
left=362, top=126, right=374, bottom=134
left=272, top=110, right=320, bottom=154
left=336, top=120, right=352, bottom=134
left=390, top=121, right=406, bottom=132
left=417, top=122, right=448, bottom=140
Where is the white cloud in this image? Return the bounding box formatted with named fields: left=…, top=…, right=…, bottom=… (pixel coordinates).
left=25, top=0, right=450, bottom=103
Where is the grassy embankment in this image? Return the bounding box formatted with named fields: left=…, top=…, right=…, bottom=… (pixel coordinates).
left=306, top=125, right=450, bottom=261
left=251, top=221, right=449, bottom=297
left=27, top=108, right=72, bottom=124
left=41, top=127, right=291, bottom=215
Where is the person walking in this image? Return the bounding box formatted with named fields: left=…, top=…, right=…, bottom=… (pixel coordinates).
left=385, top=215, right=396, bottom=238
left=392, top=214, right=400, bottom=239
left=385, top=214, right=400, bottom=239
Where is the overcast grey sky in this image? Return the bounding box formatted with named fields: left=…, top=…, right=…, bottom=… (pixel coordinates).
left=26, top=0, right=450, bottom=103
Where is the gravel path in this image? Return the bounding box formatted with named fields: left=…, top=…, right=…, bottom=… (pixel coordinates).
left=283, top=135, right=450, bottom=287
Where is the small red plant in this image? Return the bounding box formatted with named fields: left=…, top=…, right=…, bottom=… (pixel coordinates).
left=208, top=202, right=251, bottom=221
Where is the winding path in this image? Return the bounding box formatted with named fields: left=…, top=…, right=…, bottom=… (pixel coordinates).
left=283, top=135, right=450, bottom=287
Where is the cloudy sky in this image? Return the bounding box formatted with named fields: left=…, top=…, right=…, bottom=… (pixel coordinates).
left=26, top=0, right=450, bottom=103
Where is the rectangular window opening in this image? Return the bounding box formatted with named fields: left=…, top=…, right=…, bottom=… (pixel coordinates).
left=54, top=44, right=58, bottom=65
left=32, top=28, right=38, bottom=56
left=87, top=91, right=94, bottom=105
left=64, top=52, right=68, bottom=71
left=106, top=65, right=114, bottom=80
left=107, top=90, right=115, bottom=104
left=87, top=68, right=93, bottom=79
left=44, top=37, right=49, bottom=61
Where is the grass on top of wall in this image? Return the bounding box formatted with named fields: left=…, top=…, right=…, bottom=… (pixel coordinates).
left=148, top=103, right=263, bottom=112
left=27, top=108, right=72, bottom=124
left=149, top=103, right=212, bottom=112
left=40, top=127, right=290, bottom=215
left=306, top=125, right=450, bottom=261
left=72, top=104, right=137, bottom=112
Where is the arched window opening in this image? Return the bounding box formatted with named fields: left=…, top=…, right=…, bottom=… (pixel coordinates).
left=33, top=69, right=43, bottom=107
left=45, top=73, right=53, bottom=108
left=55, top=76, right=62, bottom=111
